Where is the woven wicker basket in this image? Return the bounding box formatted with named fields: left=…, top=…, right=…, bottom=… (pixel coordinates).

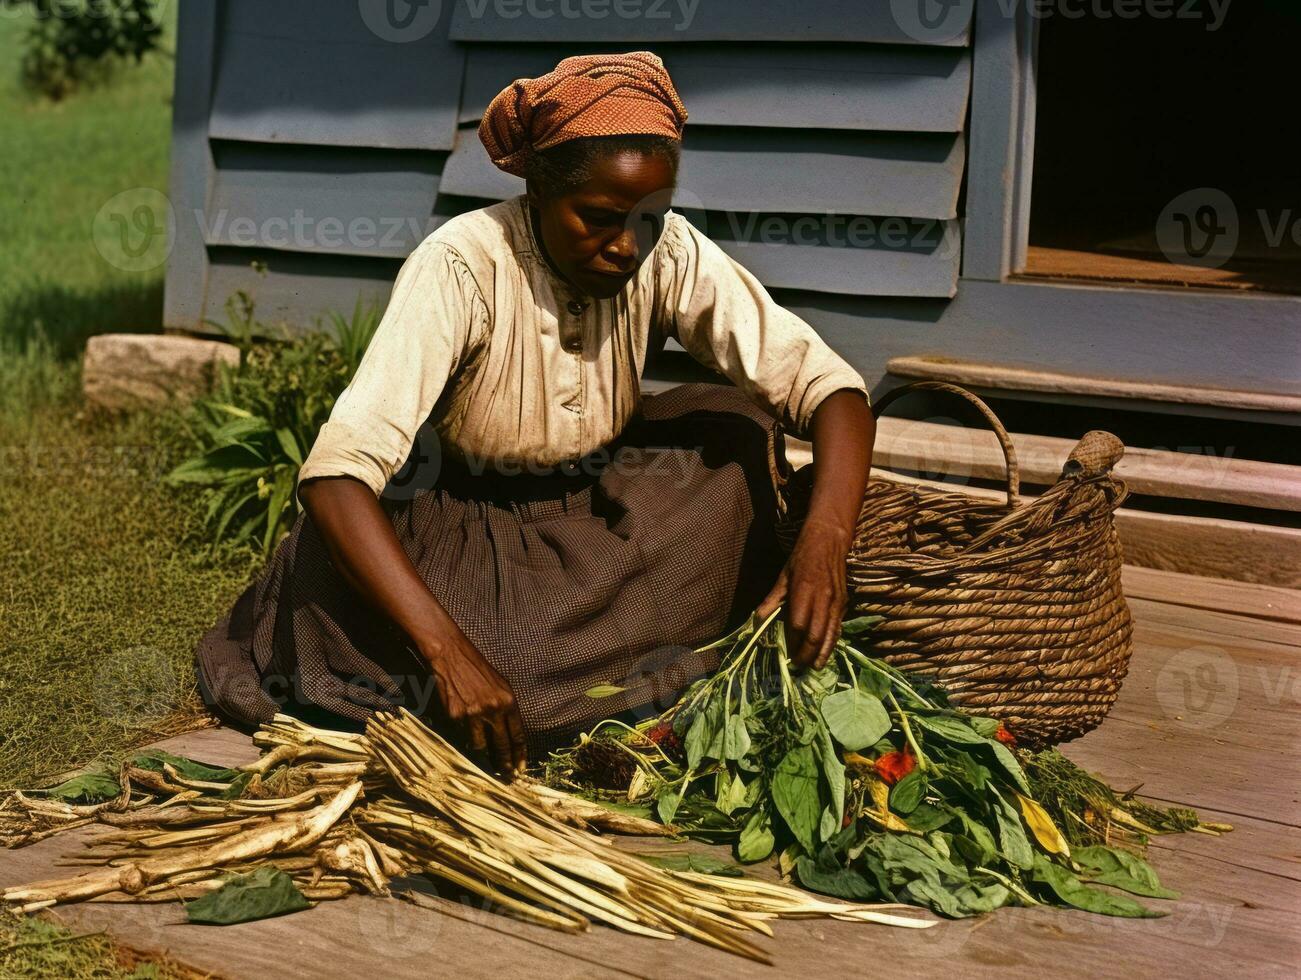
left=779, top=381, right=1135, bottom=748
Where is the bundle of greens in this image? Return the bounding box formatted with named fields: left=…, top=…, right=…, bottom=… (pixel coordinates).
left=550, top=609, right=1217, bottom=919
left=2, top=710, right=933, bottom=964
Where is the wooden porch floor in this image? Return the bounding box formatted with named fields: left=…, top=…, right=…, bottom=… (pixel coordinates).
left=2, top=567, right=1297, bottom=978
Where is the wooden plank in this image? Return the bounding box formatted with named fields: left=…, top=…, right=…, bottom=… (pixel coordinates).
left=961, top=0, right=1036, bottom=281
left=869, top=415, right=1301, bottom=511
left=1116, top=510, right=1301, bottom=591
left=208, top=0, right=463, bottom=150
left=449, top=1, right=971, bottom=45
left=1066, top=618, right=1301, bottom=826
left=1128, top=597, right=1301, bottom=651
left=459, top=43, right=972, bottom=132
left=4, top=676, right=1297, bottom=979
left=862, top=467, right=1301, bottom=588
left=706, top=215, right=959, bottom=299
left=1122, top=566, right=1301, bottom=627
left=203, top=247, right=402, bottom=330
left=1023, top=245, right=1301, bottom=295
left=161, top=0, right=218, bottom=331
left=206, top=142, right=445, bottom=259
left=440, top=124, right=966, bottom=219
left=886, top=355, right=1301, bottom=415
left=777, top=282, right=1301, bottom=426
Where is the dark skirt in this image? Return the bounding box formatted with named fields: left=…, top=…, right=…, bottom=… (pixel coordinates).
left=195, top=383, right=791, bottom=754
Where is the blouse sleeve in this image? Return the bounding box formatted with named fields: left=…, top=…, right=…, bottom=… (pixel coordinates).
left=659, top=216, right=869, bottom=435
left=297, top=241, right=485, bottom=497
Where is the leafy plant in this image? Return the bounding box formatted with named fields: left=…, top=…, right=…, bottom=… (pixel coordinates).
left=166, top=293, right=381, bottom=554
left=552, top=611, right=1202, bottom=920
left=7, top=0, right=164, bottom=100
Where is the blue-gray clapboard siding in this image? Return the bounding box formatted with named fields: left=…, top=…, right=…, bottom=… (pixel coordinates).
left=208, top=0, right=464, bottom=150
left=448, top=1, right=971, bottom=45
left=174, top=0, right=975, bottom=328
left=440, top=123, right=965, bottom=219
left=167, top=0, right=1301, bottom=432
left=458, top=44, right=972, bottom=132
left=206, top=142, right=447, bottom=258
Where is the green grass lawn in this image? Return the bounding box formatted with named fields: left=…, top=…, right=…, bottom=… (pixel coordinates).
left=0, top=350, right=259, bottom=791
left=0, top=6, right=259, bottom=790
left=0, top=3, right=177, bottom=355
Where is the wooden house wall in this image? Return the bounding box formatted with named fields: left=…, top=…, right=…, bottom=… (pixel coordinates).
left=164, top=0, right=1301, bottom=405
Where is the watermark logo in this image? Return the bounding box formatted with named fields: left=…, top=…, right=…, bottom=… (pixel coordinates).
left=891, top=0, right=973, bottom=44
left=1155, top=646, right=1239, bottom=731
left=383, top=420, right=444, bottom=501
left=92, top=187, right=174, bottom=272
left=1156, top=187, right=1239, bottom=269
left=358, top=0, right=443, bottom=42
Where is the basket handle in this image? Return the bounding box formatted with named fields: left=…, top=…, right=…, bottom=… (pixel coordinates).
left=871, top=380, right=1020, bottom=506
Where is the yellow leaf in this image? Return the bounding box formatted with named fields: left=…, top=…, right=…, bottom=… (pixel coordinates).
left=859, top=772, right=911, bottom=832
left=627, top=768, right=649, bottom=803
left=1016, top=792, right=1071, bottom=856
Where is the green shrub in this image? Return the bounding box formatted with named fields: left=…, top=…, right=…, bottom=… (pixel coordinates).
left=166, top=293, right=381, bottom=554
left=9, top=0, right=163, bottom=100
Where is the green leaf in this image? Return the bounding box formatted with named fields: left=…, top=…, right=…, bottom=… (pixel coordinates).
left=855, top=667, right=891, bottom=700
left=186, top=866, right=311, bottom=925
left=904, top=878, right=966, bottom=918
left=814, top=723, right=845, bottom=841
left=1073, top=846, right=1179, bottom=899
left=129, top=750, right=241, bottom=783
left=968, top=716, right=1002, bottom=738
left=639, top=852, right=744, bottom=877
left=992, top=793, right=1035, bottom=871
left=952, top=815, right=998, bottom=866
left=1032, top=856, right=1163, bottom=917
left=889, top=769, right=927, bottom=815
left=820, top=688, right=891, bottom=751
left=914, top=715, right=986, bottom=745
left=737, top=806, right=775, bottom=863
left=583, top=683, right=627, bottom=699
left=795, top=857, right=879, bottom=901
left=275, top=427, right=304, bottom=466
left=986, top=740, right=1030, bottom=794
left=722, top=713, right=751, bottom=761
left=655, top=790, right=681, bottom=824
left=841, top=615, right=885, bottom=637
left=953, top=881, right=1011, bottom=915
left=771, top=744, right=822, bottom=853
left=46, top=770, right=120, bottom=803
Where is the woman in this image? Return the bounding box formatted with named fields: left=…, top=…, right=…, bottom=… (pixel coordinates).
left=197, top=52, right=875, bottom=776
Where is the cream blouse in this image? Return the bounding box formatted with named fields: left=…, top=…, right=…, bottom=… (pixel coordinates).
left=298, top=196, right=868, bottom=496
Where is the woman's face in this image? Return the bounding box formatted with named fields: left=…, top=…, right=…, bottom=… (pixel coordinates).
left=530, top=149, right=677, bottom=299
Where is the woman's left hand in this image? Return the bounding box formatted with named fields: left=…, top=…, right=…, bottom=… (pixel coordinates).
left=757, top=516, right=852, bottom=671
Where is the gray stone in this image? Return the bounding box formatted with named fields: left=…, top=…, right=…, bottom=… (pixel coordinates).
left=83, top=333, right=240, bottom=411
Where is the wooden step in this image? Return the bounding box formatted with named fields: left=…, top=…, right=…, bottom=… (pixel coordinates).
left=854, top=466, right=1301, bottom=590
left=869, top=416, right=1301, bottom=512
left=886, top=355, right=1301, bottom=415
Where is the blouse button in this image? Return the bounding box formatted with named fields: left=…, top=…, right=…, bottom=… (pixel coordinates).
left=563, top=335, right=583, bottom=353
left=566, top=299, right=587, bottom=316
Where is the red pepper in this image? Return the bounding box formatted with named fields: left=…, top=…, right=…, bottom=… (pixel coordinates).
left=873, top=749, right=916, bottom=786
left=646, top=722, right=681, bottom=752
left=994, top=723, right=1017, bottom=746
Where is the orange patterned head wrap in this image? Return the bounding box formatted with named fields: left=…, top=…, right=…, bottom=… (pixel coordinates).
left=479, top=51, right=687, bottom=177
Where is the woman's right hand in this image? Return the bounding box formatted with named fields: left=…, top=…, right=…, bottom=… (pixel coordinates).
left=299, top=476, right=528, bottom=777
left=417, top=618, right=528, bottom=776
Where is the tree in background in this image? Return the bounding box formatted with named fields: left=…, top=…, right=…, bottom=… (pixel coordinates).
left=5, top=0, right=163, bottom=99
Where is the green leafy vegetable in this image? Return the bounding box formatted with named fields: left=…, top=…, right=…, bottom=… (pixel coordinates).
left=820, top=688, right=891, bottom=751
left=185, top=866, right=311, bottom=925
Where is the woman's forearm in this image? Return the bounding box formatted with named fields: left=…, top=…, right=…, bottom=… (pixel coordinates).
left=298, top=476, right=453, bottom=655
left=298, top=475, right=528, bottom=772
left=805, top=388, right=874, bottom=537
